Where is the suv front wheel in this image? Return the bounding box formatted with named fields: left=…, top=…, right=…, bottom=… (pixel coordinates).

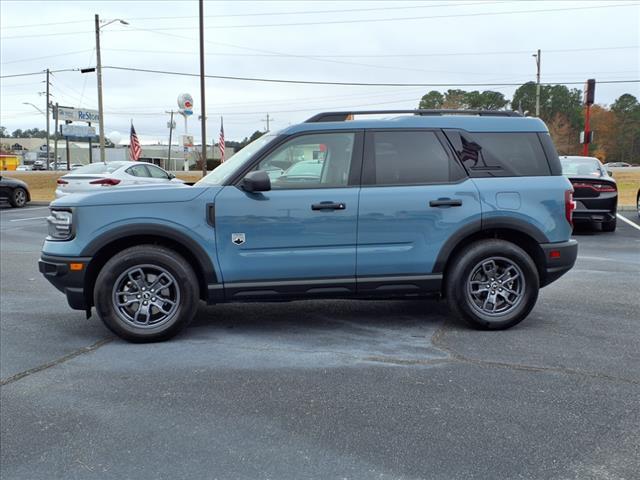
left=445, top=239, right=539, bottom=330
left=94, top=245, right=200, bottom=342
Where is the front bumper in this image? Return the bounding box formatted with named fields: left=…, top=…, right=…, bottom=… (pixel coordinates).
left=39, top=254, right=91, bottom=310
left=539, top=240, right=578, bottom=287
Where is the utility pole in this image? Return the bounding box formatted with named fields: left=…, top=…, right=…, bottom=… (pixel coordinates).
left=166, top=110, right=175, bottom=171
left=533, top=49, right=541, bottom=117
left=45, top=68, right=51, bottom=170
left=262, top=113, right=272, bottom=131
left=95, top=14, right=106, bottom=163
left=198, top=0, right=207, bottom=178
left=53, top=102, right=59, bottom=168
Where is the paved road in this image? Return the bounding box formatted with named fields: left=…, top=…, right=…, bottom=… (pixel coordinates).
left=1, top=205, right=639, bottom=479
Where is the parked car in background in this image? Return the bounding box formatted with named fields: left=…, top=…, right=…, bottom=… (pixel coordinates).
left=40, top=109, right=578, bottom=342
left=560, top=156, right=618, bottom=232
left=49, top=162, right=69, bottom=171
left=32, top=160, right=46, bottom=171
left=55, top=161, right=183, bottom=198
left=0, top=175, right=30, bottom=208
left=70, top=163, right=84, bottom=170
left=16, top=165, right=32, bottom=171
left=603, top=162, right=631, bottom=168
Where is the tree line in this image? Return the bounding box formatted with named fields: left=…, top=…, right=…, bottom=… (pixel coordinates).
left=418, top=83, right=640, bottom=162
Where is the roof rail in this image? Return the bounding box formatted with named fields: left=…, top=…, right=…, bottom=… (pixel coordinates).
left=305, top=109, right=523, bottom=123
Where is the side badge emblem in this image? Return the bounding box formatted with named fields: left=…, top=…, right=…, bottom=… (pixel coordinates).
left=231, top=233, right=246, bottom=245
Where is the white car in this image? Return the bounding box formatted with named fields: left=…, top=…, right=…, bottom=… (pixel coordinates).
left=55, top=161, right=183, bottom=198
left=16, top=165, right=32, bottom=171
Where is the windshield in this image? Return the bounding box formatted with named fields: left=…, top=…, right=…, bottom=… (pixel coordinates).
left=71, top=162, right=127, bottom=174
left=560, top=157, right=602, bottom=176
left=197, top=134, right=276, bottom=186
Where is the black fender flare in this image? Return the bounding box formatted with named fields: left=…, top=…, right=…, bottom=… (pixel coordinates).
left=81, top=223, right=218, bottom=284
left=432, top=217, right=549, bottom=274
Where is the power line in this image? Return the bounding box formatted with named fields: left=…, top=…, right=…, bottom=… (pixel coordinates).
left=0, top=2, right=502, bottom=29
left=103, top=45, right=639, bottom=59
left=0, top=49, right=93, bottom=65
left=0, top=68, right=79, bottom=79
left=102, top=65, right=640, bottom=87
left=3, top=65, right=639, bottom=88
left=3, top=3, right=637, bottom=39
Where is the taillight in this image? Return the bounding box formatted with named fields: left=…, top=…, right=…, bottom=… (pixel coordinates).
left=89, top=178, right=121, bottom=186
left=565, top=189, right=576, bottom=226
left=571, top=181, right=616, bottom=192
left=56, top=178, right=68, bottom=185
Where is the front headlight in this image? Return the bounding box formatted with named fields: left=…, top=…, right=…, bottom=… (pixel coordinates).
left=47, top=209, right=73, bottom=240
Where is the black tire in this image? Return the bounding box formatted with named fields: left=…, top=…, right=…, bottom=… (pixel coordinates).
left=94, top=245, right=200, bottom=342
left=445, top=239, right=539, bottom=330
left=10, top=187, right=27, bottom=208
left=601, top=219, right=616, bottom=232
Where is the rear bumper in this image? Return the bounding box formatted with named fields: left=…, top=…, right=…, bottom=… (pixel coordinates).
left=573, top=209, right=616, bottom=223
left=39, top=254, right=91, bottom=310
left=539, top=240, right=578, bottom=287
left=573, top=195, right=617, bottom=224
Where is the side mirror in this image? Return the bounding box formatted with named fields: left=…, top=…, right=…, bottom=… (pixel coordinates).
left=241, top=170, right=271, bottom=192
left=168, top=173, right=176, bottom=179
left=606, top=170, right=613, bottom=176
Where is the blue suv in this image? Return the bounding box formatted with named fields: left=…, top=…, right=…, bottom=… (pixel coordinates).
left=39, top=110, right=578, bottom=342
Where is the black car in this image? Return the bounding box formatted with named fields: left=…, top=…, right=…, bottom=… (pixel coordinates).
left=560, top=156, right=617, bottom=232
left=0, top=175, right=30, bottom=208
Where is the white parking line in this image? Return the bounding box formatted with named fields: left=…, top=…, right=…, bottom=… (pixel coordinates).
left=617, top=214, right=640, bottom=232
left=9, top=216, right=48, bottom=222
left=1, top=206, right=50, bottom=213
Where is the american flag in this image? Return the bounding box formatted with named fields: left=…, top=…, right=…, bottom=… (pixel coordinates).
left=218, top=116, right=225, bottom=163
left=129, top=123, right=142, bottom=161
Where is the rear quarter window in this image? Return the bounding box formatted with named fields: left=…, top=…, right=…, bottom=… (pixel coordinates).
left=444, top=130, right=552, bottom=177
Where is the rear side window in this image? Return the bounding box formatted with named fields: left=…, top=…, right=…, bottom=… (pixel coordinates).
left=365, top=131, right=466, bottom=186
left=126, top=165, right=149, bottom=177
left=444, top=130, right=551, bottom=176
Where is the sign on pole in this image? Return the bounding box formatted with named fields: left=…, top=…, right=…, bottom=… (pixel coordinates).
left=177, top=93, right=194, bottom=116
left=54, top=106, right=100, bottom=123
left=61, top=124, right=97, bottom=138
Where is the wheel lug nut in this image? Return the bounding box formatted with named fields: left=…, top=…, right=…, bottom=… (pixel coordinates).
left=498, top=288, right=503, bottom=291
left=142, top=287, right=146, bottom=291
left=151, top=297, right=156, bottom=301
left=150, top=289, right=154, bottom=293
left=136, top=295, right=141, bottom=299
left=143, top=301, right=148, bottom=305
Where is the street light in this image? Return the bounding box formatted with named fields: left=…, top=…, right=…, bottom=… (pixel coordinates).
left=23, top=102, right=46, bottom=115
left=90, top=15, right=129, bottom=163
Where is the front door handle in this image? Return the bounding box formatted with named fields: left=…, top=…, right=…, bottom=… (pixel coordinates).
left=311, top=202, right=346, bottom=211
left=429, top=198, right=463, bottom=208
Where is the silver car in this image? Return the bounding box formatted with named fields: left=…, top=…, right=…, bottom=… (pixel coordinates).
left=55, top=161, right=183, bottom=198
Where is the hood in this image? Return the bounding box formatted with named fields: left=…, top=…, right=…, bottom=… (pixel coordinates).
left=51, top=184, right=222, bottom=207
left=0, top=176, right=28, bottom=188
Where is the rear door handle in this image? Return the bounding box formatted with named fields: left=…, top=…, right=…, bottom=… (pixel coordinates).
left=429, top=198, right=463, bottom=208
left=311, top=202, right=346, bottom=211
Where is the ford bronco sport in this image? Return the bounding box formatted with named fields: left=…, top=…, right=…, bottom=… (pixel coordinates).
left=39, top=110, right=578, bottom=342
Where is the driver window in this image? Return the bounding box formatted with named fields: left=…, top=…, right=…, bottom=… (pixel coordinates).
left=256, top=132, right=355, bottom=189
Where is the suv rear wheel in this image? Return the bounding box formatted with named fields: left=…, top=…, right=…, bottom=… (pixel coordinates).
left=445, top=239, right=539, bottom=330
left=94, top=245, right=200, bottom=342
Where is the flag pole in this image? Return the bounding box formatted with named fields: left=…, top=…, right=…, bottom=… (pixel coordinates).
left=198, top=0, right=207, bottom=178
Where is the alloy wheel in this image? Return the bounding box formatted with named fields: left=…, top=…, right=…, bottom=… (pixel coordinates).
left=466, top=256, right=526, bottom=317
left=111, top=264, right=180, bottom=328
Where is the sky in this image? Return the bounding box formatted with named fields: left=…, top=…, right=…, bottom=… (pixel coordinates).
left=1, top=0, right=639, bottom=144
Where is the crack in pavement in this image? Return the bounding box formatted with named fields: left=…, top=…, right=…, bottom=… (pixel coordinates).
left=0, top=338, right=113, bottom=387
left=430, top=321, right=640, bottom=386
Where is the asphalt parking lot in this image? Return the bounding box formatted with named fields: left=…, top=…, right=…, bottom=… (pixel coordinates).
left=1, top=204, right=639, bottom=479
